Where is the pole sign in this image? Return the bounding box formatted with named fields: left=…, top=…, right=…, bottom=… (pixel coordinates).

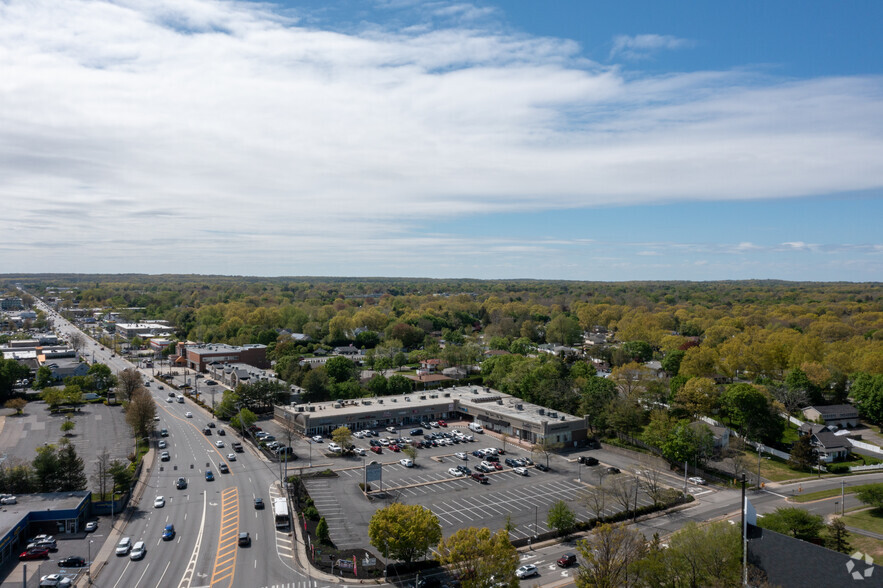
left=365, top=462, right=382, bottom=483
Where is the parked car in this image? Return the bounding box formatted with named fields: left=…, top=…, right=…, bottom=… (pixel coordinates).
left=688, top=476, right=707, bottom=485
left=471, top=473, right=488, bottom=484
left=607, top=466, right=621, bottom=474
left=535, top=463, right=550, bottom=472
left=311, top=435, right=323, bottom=443
left=400, top=458, right=414, bottom=468
left=327, top=442, right=342, bottom=452
left=513, top=467, right=529, bottom=476
left=57, top=556, right=86, bottom=567
left=370, top=446, right=382, bottom=454
left=84, top=521, right=98, bottom=533
left=38, top=574, right=72, bottom=587
left=20, top=547, right=50, bottom=561
left=579, top=456, right=599, bottom=466
left=448, top=467, right=465, bottom=477
left=455, top=452, right=467, bottom=460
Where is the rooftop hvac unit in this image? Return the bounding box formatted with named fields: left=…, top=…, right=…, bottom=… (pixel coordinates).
left=308, top=406, right=315, bottom=412
left=560, top=416, right=566, bottom=421
left=406, top=397, right=411, bottom=402
left=431, top=394, right=438, bottom=399
left=333, top=403, right=342, bottom=409
left=297, top=406, right=304, bottom=412
left=420, top=395, right=426, bottom=400
left=515, top=404, right=523, bottom=410
left=497, top=399, right=503, bottom=405
left=378, top=399, right=384, bottom=404
left=538, top=408, right=545, bottom=415
left=443, top=393, right=450, bottom=397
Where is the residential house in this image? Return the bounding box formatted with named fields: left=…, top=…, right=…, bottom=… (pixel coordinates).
left=802, top=405, right=860, bottom=429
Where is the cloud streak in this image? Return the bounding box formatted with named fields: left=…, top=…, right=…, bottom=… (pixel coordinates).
left=1, top=0, right=882, bottom=279
left=609, top=33, right=693, bottom=60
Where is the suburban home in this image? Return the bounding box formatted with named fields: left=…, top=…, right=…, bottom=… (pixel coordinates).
left=809, top=431, right=850, bottom=462
left=797, top=422, right=830, bottom=437
left=802, top=404, right=860, bottom=429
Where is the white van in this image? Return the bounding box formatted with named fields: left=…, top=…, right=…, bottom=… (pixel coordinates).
left=177, top=395, right=185, bottom=403
left=468, top=422, right=484, bottom=433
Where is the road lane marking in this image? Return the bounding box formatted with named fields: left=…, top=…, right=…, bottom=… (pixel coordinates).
left=177, top=490, right=208, bottom=588
left=210, top=486, right=240, bottom=588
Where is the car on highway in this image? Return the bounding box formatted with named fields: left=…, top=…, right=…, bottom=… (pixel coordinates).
left=205, top=470, right=214, bottom=481
left=154, top=496, right=165, bottom=508
left=557, top=553, right=577, bottom=567
left=218, top=463, right=229, bottom=473
left=448, top=467, right=465, bottom=477
left=516, top=564, right=538, bottom=579
left=185, top=411, right=193, bottom=418
left=57, top=555, right=85, bottom=567
left=160, top=451, right=170, bottom=461
left=311, top=435, right=323, bottom=443
left=130, top=541, right=146, bottom=560
left=217, top=428, right=225, bottom=436
left=227, top=453, right=236, bottom=461
left=238, top=532, right=251, bottom=547
left=115, top=537, right=132, bottom=556
left=160, top=428, right=169, bottom=437
left=166, top=396, right=173, bottom=402
left=176, top=477, right=187, bottom=489
left=84, top=521, right=98, bottom=533
left=215, top=440, right=224, bottom=447
left=207, top=421, right=215, bottom=428
left=688, top=476, right=707, bottom=485
left=254, top=498, right=265, bottom=509
left=162, top=524, right=176, bottom=540
left=158, top=440, right=167, bottom=449
left=513, top=467, right=529, bottom=476
left=400, top=458, right=414, bottom=468
left=203, top=427, right=212, bottom=435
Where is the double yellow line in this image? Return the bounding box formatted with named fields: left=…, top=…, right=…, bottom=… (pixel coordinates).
left=210, top=487, right=240, bottom=588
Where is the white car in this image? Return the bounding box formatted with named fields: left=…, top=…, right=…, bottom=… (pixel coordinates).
left=38, top=574, right=72, bottom=588
left=455, top=452, right=467, bottom=460
left=379, top=438, right=390, bottom=446
left=166, top=397, right=173, bottom=402
left=448, top=467, right=465, bottom=477
left=400, top=458, right=414, bottom=468
left=328, top=442, right=342, bottom=452
left=154, top=496, right=165, bottom=508
left=354, top=447, right=367, bottom=456
left=158, top=440, right=167, bottom=449
left=514, top=467, right=529, bottom=476
left=688, top=476, right=707, bottom=485
left=227, top=453, right=236, bottom=461
left=481, top=461, right=495, bottom=469
left=153, top=415, right=160, bottom=421
left=311, top=435, right=323, bottom=443
left=430, top=421, right=439, bottom=428
left=386, top=426, right=397, bottom=433
left=516, top=564, right=538, bottom=579
left=215, top=440, right=224, bottom=448
left=185, top=412, right=193, bottom=418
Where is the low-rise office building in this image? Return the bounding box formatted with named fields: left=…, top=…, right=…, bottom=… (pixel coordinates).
left=275, top=385, right=588, bottom=446
left=177, top=342, right=269, bottom=372
left=0, top=491, right=91, bottom=568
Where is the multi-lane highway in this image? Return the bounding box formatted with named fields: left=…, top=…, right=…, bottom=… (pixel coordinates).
left=32, top=297, right=316, bottom=588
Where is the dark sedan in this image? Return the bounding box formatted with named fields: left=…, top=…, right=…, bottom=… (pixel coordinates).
left=58, top=555, right=86, bottom=567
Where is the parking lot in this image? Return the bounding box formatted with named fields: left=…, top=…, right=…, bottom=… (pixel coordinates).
left=299, top=427, right=673, bottom=549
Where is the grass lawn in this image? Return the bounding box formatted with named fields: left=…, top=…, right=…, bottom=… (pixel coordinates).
left=849, top=534, right=883, bottom=560
left=843, top=509, right=883, bottom=536
left=792, top=483, right=883, bottom=503
left=742, top=452, right=818, bottom=482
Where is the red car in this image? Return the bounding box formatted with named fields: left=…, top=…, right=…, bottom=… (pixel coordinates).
left=19, top=547, right=49, bottom=561
left=389, top=444, right=400, bottom=452
left=370, top=446, right=382, bottom=454
left=493, top=462, right=503, bottom=470
left=437, top=420, right=447, bottom=427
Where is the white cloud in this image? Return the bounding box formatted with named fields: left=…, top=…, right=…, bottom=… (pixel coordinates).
left=609, top=34, right=692, bottom=60
left=1, top=1, right=883, bottom=278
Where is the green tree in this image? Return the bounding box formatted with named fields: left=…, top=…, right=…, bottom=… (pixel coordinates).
left=662, top=421, right=713, bottom=466
left=546, top=314, right=581, bottom=346
left=788, top=435, right=816, bottom=471
left=0, top=459, right=36, bottom=494
left=622, top=341, right=653, bottom=363
left=61, top=417, right=76, bottom=436
left=660, top=349, right=686, bottom=377
left=402, top=444, right=417, bottom=464
left=757, top=507, right=825, bottom=541
left=437, top=527, right=519, bottom=588
left=855, top=484, right=883, bottom=509
left=576, top=523, right=647, bottom=588
left=547, top=500, right=578, bottom=536
left=579, top=376, right=617, bottom=434
left=369, top=503, right=441, bottom=563
left=325, top=356, right=358, bottom=383
left=34, top=365, right=54, bottom=389
left=87, top=363, right=116, bottom=391
left=852, top=373, right=883, bottom=425
left=4, top=398, right=27, bottom=414
left=316, top=517, right=330, bottom=543
left=56, top=441, right=87, bottom=491
left=331, top=426, right=353, bottom=450
left=366, top=373, right=388, bottom=396
left=230, top=407, right=257, bottom=432
left=387, top=374, right=412, bottom=395
left=109, top=459, right=134, bottom=492
left=720, top=383, right=783, bottom=443
left=33, top=444, right=61, bottom=492
left=40, top=387, right=66, bottom=410
left=635, top=521, right=741, bottom=588
left=826, top=518, right=851, bottom=554
left=0, top=357, right=31, bottom=399
left=125, top=387, right=157, bottom=439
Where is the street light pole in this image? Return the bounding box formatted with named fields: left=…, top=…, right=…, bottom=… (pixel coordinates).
left=87, top=539, right=93, bottom=585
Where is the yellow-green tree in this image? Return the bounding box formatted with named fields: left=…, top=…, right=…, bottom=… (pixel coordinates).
left=331, top=426, right=353, bottom=449
left=368, top=503, right=441, bottom=563
left=437, top=527, right=519, bottom=588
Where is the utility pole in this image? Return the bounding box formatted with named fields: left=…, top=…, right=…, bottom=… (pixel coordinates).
left=841, top=480, right=845, bottom=516
left=757, top=444, right=763, bottom=490
left=741, top=474, right=747, bottom=587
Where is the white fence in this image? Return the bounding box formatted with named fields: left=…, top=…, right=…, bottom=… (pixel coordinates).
left=743, top=440, right=792, bottom=461
left=847, top=438, right=883, bottom=456
left=848, top=464, right=883, bottom=473
left=782, top=413, right=804, bottom=427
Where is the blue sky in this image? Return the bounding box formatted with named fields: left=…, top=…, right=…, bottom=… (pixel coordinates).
left=1, top=0, right=882, bottom=281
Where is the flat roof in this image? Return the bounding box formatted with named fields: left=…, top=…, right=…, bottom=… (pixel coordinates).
left=0, top=492, right=90, bottom=537
left=283, top=385, right=583, bottom=428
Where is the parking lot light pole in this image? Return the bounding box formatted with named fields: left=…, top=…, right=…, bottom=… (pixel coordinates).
left=87, top=539, right=93, bottom=585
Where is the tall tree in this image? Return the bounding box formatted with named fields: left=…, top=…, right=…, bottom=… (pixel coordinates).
left=0, top=357, right=30, bottom=400
left=788, top=435, right=816, bottom=471
left=368, top=503, right=441, bottom=564
left=437, top=527, right=519, bottom=588
left=56, top=441, right=87, bottom=491
left=851, top=373, right=883, bottom=425
left=125, top=388, right=157, bottom=439
left=547, top=500, right=578, bottom=537
left=576, top=523, right=647, bottom=588
left=546, top=314, right=581, bottom=346
left=116, top=368, right=143, bottom=402
left=92, top=449, right=113, bottom=499
left=826, top=518, right=851, bottom=554
left=33, top=444, right=61, bottom=492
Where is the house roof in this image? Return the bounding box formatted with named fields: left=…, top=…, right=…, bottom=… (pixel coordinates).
left=799, top=423, right=830, bottom=435
left=806, top=404, right=859, bottom=417
left=813, top=431, right=849, bottom=451
left=747, top=523, right=881, bottom=587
